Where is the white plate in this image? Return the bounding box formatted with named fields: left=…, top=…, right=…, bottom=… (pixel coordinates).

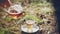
left=21, top=25, right=39, bottom=33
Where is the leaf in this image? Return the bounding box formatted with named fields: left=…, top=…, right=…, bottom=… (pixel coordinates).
left=1, top=28, right=10, bottom=34
left=0, top=31, right=4, bottom=34
left=4, top=31, right=10, bottom=34
left=6, top=17, right=13, bottom=21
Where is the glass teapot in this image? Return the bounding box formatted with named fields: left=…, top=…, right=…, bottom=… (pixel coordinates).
left=0, top=0, right=23, bottom=19
left=6, top=4, right=23, bottom=19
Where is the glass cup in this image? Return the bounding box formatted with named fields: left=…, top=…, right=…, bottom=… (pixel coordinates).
left=25, top=20, right=35, bottom=29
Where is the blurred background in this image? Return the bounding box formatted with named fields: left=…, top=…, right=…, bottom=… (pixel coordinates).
left=0, top=0, right=59, bottom=34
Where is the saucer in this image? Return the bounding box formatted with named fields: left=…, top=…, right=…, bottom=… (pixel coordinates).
left=21, top=25, right=39, bottom=33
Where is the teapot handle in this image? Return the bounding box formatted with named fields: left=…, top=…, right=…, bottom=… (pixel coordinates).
left=33, top=22, right=38, bottom=26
